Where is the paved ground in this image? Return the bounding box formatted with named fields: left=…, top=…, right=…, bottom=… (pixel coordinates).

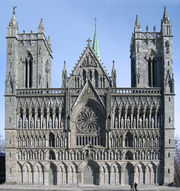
left=0, top=184, right=179, bottom=191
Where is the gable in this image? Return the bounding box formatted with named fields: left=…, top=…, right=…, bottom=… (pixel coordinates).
left=72, top=80, right=105, bottom=110
left=67, top=43, right=112, bottom=88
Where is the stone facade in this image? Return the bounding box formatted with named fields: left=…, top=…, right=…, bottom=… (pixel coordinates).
left=5, top=7, right=175, bottom=186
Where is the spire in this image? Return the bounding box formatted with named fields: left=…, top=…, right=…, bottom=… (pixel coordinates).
left=8, top=6, right=18, bottom=36
left=134, top=15, right=141, bottom=32
left=92, top=18, right=101, bottom=60
left=38, top=18, right=45, bottom=33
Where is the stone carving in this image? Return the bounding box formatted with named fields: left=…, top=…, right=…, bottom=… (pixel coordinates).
left=81, top=53, right=97, bottom=67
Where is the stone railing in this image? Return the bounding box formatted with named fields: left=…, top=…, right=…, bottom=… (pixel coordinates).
left=16, top=87, right=161, bottom=97
left=16, top=88, right=65, bottom=97
left=110, top=87, right=161, bottom=95
left=135, top=32, right=161, bottom=40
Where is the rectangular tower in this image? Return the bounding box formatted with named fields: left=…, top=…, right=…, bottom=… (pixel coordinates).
left=5, top=8, right=52, bottom=184
left=130, top=7, right=175, bottom=185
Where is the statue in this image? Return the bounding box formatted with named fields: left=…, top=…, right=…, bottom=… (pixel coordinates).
left=114, top=116, right=118, bottom=128
left=139, top=117, right=142, bottom=128
left=121, top=117, right=124, bottom=128
left=145, top=118, right=148, bottom=128
left=127, top=117, right=130, bottom=128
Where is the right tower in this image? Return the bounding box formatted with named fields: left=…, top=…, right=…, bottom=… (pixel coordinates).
left=130, top=6, right=175, bottom=185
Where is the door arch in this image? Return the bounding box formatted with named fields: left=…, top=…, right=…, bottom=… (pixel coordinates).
left=83, top=165, right=93, bottom=184
left=125, top=163, right=134, bottom=185
left=49, top=163, right=57, bottom=185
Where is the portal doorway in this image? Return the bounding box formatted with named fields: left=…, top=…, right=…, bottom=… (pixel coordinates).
left=125, top=163, right=134, bottom=185
left=49, top=163, right=57, bottom=185
left=83, top=163, right=99, bottom=185
left=83, top=165, right=93, bottom=184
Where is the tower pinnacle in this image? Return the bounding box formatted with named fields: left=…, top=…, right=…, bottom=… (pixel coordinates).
left=38, top=18, right=45, bottom=33
left=134, top=15, right=141, bottom=32
left=161, top=6, right=172, bottom=35
left=92, top=18, right=101, bottom=60
left=163, top=6, right=168, bottom=18
left=7, top=6, right=18, bottom=36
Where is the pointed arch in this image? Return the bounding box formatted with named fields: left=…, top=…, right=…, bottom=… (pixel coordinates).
left=25, top=51, right=33, bottom=88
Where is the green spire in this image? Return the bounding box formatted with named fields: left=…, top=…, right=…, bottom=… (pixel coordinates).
left=93, top=18, right=101, bottom=60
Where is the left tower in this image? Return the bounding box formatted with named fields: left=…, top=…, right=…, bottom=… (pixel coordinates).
left=5, top=7, right=52, bottom=183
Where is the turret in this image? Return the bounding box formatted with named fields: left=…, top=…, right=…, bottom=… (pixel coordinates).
left=134, top=15, right=141, bottom=32
left=7, top=6, right=18, bottom=37
left=62, top=61, right=67, bottom=88
left=38, top=18, right=45, bottom=33
left=161, top=6, right=172, bottom=36
left=111, top=60, right=116, bottom=87
left=160, top=6, right=174, bottom=185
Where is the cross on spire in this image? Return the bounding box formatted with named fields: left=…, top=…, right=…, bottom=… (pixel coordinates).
left=94, top=17, right=97, bottom=31
left=13, top=6, right=17, bottom=15
left=87, top=38, right=92, bottom=46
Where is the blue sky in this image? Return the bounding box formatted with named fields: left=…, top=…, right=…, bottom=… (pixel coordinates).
left=0, top=0, right=180, bottom=138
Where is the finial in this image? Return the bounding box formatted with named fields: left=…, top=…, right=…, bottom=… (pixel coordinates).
left=63, top=61, right=66, bottom=72
left=163, top=6, right=168, bottom=18
left=87, top=38, right=92, bottom=46
left=112, top=60, right=116, bottom=71
left=134, top=14, right=141, bottom=32
left=94, top=17, right=97, bottom=31
left=38, top=18, right=45, bottom=33
left=13, top=6, right=17, bottom=15
left=153, top=25, right=156, bottom=32
left=146, top=25, right=149, bottom=32
left=135, top=15, right=139, bottom=25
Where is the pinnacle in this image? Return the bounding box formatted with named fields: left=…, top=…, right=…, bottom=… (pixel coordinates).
left=38, top=18, right=45, bottom=33
left=163, top=6, right=168, bottom=18
left=135, top=15, right=140, bottom=26
left=8, top=6, right=18, bottom=30
left=134, top=14, right=141, bottom=32
left=112, top=60, right=116, bottom=71
left=63, top=61, right=66, bottom=72
left=48, top=36, right=52, bottom=47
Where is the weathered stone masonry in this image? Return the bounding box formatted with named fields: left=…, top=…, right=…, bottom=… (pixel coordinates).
left=5, top=7, right=174, bottom=185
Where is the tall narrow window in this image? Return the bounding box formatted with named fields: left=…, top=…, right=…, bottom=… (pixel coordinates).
left=95, top=70, right=98, bottom=88
left=25, top=59, right=28, bottom=88
left=148, top=57, right=156, bottom=87
left=25, top=52, right=33, bottom=88
left=152, top=58, right=156, bottom=86
left=89, top=70, right=92, bottom=81
left=83, top=70, right=86, bottom=85
left=29, top=59, right=32, bottom=88
left=148, top=58, right=152, bottom=87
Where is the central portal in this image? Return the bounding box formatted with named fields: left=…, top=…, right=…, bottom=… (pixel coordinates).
left=83, top=165, right=94, bottom=184
left=83, top=164, right=98, bottom=184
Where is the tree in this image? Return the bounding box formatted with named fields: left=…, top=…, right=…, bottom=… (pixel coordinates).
left=175, top=136, right=180, bottom=186
left=0, top=135, right=5, bottom=153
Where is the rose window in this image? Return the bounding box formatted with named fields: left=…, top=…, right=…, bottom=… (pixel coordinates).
left=76, top=106, right=100, bottom=134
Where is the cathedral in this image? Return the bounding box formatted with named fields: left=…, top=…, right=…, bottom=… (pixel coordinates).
left=5, top=7, right=175, bottom=186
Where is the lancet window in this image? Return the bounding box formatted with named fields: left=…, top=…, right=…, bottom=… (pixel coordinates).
left=95, top=70, right=98, bottom=88
left=25, top=51, right=33, bottom=88
left=148, top=57, right=156, bottom=87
